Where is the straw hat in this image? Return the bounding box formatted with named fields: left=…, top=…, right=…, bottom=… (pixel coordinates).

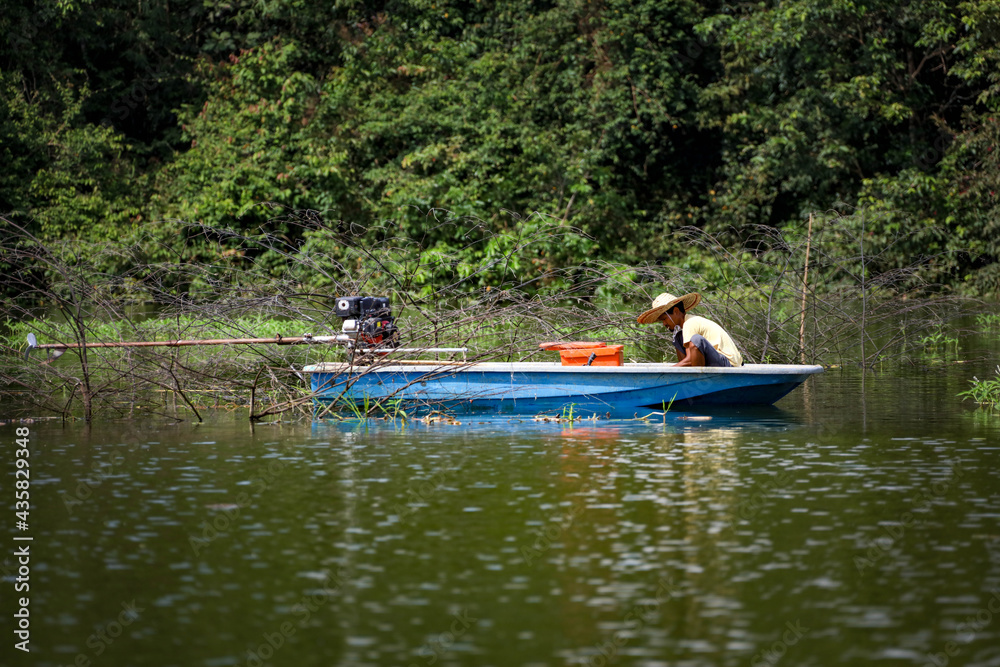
left=636, top=292, right=701, bottom=324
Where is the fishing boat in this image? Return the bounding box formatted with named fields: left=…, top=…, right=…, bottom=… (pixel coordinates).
left=302, top=358, right=824, bottom=417
left=23, top=295, right=823, bottom=418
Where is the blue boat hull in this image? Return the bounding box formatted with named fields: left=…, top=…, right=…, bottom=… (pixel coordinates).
left=303, top=362, right=823, bottom=417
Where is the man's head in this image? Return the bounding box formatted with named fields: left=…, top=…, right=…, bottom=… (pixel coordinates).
left=662, top=301, right=685, bottom=328
left=636, top=292, right=701, bottom=327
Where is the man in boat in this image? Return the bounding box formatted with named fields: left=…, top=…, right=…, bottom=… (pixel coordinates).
left=637, top=292, right=743, bottom=367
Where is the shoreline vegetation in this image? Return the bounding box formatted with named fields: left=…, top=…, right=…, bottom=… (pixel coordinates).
left=4, top=1, right=1000, bottom=420
left=2, top=214, right=997, bottom=422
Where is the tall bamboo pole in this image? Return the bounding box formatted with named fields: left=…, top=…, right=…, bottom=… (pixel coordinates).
left=799, top=213, right=813, bottom=364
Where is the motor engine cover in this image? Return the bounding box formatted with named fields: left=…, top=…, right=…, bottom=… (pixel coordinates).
left=335, top=296, right=399, bottom=349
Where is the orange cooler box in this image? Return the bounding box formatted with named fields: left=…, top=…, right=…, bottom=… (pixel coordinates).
left=558, top=345, right=624, bottom=367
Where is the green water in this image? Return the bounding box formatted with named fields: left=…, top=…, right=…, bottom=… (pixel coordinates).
left=2, top=354, right=1000, bottom=667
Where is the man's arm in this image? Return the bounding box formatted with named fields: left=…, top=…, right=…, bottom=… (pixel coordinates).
left=672, top=328, right=685, bottom=362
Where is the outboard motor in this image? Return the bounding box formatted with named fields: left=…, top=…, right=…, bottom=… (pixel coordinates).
left=334, top=296, right=400, bottom=349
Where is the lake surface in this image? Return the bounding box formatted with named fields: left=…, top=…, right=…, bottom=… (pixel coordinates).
left=3, top=348, right=1000, bottom=666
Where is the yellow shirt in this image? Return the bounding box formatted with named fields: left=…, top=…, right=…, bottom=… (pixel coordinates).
left=682, top=315, right=743, bottom=367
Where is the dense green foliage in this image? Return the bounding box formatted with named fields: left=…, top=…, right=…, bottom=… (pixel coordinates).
left=3, top=0, right=1000, bottom=295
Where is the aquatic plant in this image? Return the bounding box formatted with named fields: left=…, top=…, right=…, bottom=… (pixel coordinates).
left=958, top=367, right=1000, bottom=408
left=918, top=330, right=960, bottom=353
left=976, top=313, right=1000, bottom=329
